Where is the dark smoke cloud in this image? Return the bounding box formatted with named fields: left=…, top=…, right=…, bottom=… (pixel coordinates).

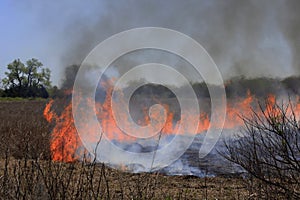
left=18, top=0, right=300, bottom=85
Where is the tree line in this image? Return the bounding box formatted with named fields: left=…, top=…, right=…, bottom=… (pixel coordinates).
left=2, top=59, right=300, bottom=100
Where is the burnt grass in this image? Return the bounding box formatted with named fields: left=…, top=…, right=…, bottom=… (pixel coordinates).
left=0, top=100, right=252, bottom=199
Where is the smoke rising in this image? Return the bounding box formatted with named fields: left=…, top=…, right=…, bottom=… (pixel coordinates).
left=13, top=0, right=300, bottom=85
left=279, top=1, right=300, bottom=75
left=62, top=0, right=300, bottom=83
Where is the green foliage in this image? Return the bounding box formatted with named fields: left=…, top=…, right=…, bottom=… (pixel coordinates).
left=2, top=58, right=52, bottom=98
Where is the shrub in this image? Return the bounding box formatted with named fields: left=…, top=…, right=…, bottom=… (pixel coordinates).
left=222, top=98, right=300, bottom=199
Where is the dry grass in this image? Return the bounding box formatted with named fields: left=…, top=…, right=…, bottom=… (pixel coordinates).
left=0, top=100, right=51, bottom=159
left=0, top=158, right=248, bottom=199
left=0, top=100, right=252, bottom=199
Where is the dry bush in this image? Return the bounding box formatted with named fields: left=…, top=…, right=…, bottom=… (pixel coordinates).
left=0, top=152, right=248, bottom=199
left=0, top=154, right=112, bottom=199
left=222, top=98, right=300, bottom=199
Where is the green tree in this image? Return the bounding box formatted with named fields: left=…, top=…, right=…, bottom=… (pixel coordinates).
left=2, top=58, right=51, bottom=98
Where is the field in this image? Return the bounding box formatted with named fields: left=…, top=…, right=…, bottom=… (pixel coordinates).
left=0, top=100, right=253, bottom=199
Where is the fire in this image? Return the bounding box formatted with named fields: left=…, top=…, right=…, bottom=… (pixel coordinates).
left=44, top=86, right=300, bottom=162
left=44, top=100, right=82, bottom=162
left=43, top=99, right=56, bottom=122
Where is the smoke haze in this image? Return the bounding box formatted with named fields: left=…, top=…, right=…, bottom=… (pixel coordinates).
left=2, top=0, right=299, bottom=85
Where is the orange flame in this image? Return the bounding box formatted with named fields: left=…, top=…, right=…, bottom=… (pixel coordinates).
left=44, top=101, right=82, bottom=162
left=44, top=87, right=300, bottom=162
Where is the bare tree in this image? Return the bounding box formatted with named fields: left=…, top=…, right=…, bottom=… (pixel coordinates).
left=222, top=98, right=300, bottom=199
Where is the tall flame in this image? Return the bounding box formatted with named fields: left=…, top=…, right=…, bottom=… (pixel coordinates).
left=44, top=87, right=300, bottom=162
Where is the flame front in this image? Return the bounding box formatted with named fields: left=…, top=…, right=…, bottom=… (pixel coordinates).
left=44, top=87, right=300, bottom=162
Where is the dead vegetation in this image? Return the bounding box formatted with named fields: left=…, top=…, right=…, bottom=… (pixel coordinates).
left=1, top=100, right=284, bottom=199
left=222, top=98, right=300, bottom=199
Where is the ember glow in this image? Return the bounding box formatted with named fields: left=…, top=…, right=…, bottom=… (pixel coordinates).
left=44, top=86, right=300, bottom=163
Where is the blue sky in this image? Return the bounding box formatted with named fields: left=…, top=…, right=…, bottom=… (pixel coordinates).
left=0, top=1, right=59, bottom=84
left=1, top=1, right=299, bottom=87
left=0, top=0, right=106, bottom=86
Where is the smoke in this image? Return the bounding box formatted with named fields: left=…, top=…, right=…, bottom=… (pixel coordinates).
left=59, top=0, right=300, bottom=82
left=13, top=0, right=300, bottom=85
left=279, top=1, right=300, bottom=75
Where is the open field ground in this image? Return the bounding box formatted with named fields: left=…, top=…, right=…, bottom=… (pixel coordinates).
left=0, top=100, right=276, bottom=199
